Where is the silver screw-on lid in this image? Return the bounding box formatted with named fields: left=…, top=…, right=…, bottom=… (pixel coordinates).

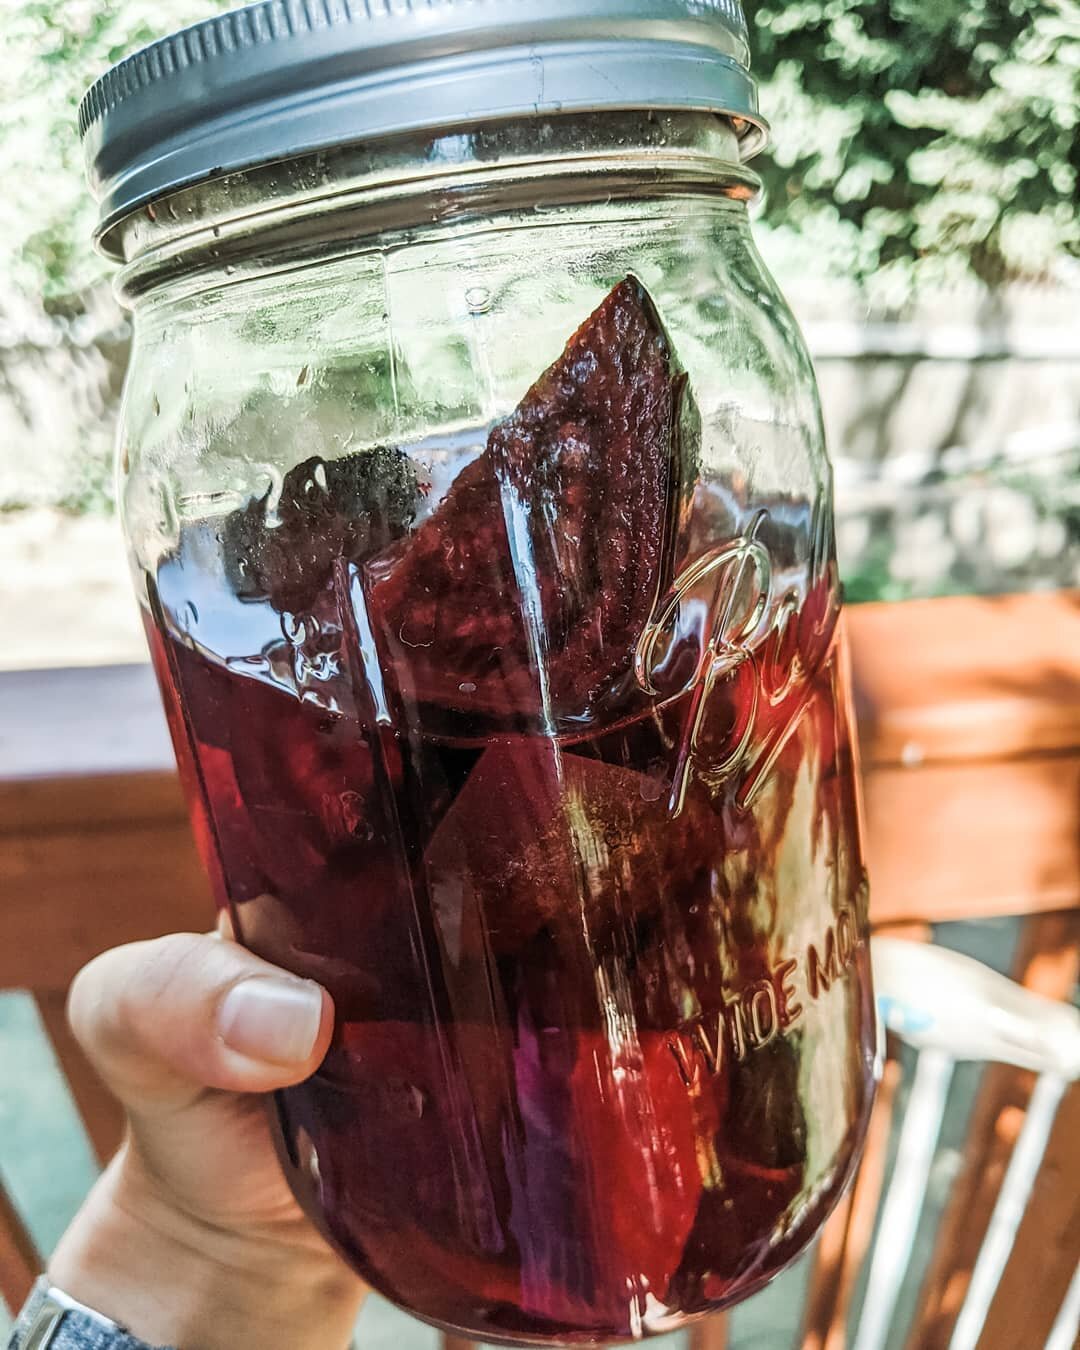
left=79, top=0, right=765, bottom=252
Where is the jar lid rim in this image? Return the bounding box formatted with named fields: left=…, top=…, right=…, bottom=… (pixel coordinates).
left=79, top=0, right=766, bottom=256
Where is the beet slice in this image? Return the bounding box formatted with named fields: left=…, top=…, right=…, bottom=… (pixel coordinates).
left=302, top=1021, right=711, bottom=1335
left=365, top=278, right=694, bottom=728
left=422, top=739, right=716, bottom=978
left=562, top=1028, right=715, bottom=1315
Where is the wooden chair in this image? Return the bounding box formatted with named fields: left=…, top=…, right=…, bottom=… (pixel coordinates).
left=803, top=591, right=1080, bottom=1350
left=3, top=591, right=1078, bottom=1347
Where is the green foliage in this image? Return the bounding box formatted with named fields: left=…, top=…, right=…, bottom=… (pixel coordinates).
left=2, top=1, right=230, bottom=308
left=750, top=0, right=1080, bottom=293
left=4, top=1, right=1078, bottom=317
left=0, top=2, right=231, bottom=514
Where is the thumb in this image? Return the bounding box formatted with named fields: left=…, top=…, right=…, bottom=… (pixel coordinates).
left=68, top=932, right=333, bottom=1112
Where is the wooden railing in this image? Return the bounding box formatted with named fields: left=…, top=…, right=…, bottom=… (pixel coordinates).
left=2, top=591, right=1078, bottom=1345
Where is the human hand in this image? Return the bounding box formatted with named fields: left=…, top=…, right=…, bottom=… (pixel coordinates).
left=48, top=928, right=364, bottom=1350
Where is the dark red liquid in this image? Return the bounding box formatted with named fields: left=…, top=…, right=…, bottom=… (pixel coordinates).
left=144, top=530, right=874, bottom=1344
left=141, top=281, right=874, bottom=1342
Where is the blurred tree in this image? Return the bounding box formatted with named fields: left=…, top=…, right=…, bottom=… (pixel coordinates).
left=3, top=1, right=228, bottom=312
left=750, top=0, right=1080, bottom=293
left=0, top=1, right=229, bottom=511
left=4, top=0, right=1078, bottom=317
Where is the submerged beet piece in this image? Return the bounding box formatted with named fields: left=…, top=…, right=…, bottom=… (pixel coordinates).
left=665, top=1046, right=807, bottom=1308
left=560, top=1029, right=714, bottom=1319
left=366, top=278, right=695, bottom=727
left=222, top=446, right=419, bottom=615
left=307, top=1019, right=711, bottom=1333
left=422, top=740, right=716, bottom=984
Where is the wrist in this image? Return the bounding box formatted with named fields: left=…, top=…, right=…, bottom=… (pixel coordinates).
left=49, top=1149, right=364, bottom=1350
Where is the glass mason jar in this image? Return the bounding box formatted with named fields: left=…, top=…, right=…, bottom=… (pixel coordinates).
left=82, top=3, right=876, bottom=1342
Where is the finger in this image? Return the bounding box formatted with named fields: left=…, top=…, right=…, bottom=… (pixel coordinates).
left=68, top=933, right=333, bottom=1110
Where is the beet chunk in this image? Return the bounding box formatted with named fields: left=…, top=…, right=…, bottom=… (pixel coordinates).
left=422, top=740, right=716, bottom=976
left=366, top=278, right=693, bottom=728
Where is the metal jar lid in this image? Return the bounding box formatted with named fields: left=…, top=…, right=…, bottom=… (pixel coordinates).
left=79, top=0, right=766, bottom=255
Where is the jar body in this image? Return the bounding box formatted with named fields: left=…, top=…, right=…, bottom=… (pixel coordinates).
left=121, top=134, right=875, bottom=1342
